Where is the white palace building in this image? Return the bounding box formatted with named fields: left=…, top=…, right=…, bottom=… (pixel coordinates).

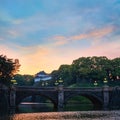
left=34, top=71, right=52, bottom=83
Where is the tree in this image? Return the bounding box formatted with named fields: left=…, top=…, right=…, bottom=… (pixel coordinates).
left=71, top=57, right=94, bottom=84
left=0, top=55, right=20, bottom=86
left=58, top=65, right=73, bottom=86
left=14, top=74, right=34, bottom=86
left=51, top=65, right=74, bottom=86
left=111, top=58, right=120, bottom=78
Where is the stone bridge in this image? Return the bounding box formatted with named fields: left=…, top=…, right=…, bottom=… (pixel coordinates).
left=9, top=85, right=120, bottom=113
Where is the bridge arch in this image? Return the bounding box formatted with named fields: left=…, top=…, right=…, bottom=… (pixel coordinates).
left=16, top=92, right=58, bottom=112
left=64, top=92, right=103, bottom=110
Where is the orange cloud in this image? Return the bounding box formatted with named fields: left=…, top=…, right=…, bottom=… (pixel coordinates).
left=70, top=26, right=115, bottom=41
left=51, top=26, right=115, bottom=46
left=52, top=35, right=68, bottom=45
left=0, top=45, right=19, bottom=58
left=65, top=40, right=120, bottom=59
left=88, top=26, right=115, bottom=38
left=71, top=34, right=87, bottom=40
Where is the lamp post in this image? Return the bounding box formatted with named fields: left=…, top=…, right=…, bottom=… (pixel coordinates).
left=41, top=82, right=44, bottom=87
left=58, top=78, right=63, bottom=85
left=103, top=77, right=109, bottom=110
left=94, top=81, right=98, bottom=87
left=10, top=79, right=17, bottom=114
left=45, top=81, right=48, bottom=86
left=57, top=78, right=64, bottom=111
left=103, top=78, right=108, bottom=86
left=54, top=81, right=59, bottom=86
left=11, top=79, right=17, bottom=85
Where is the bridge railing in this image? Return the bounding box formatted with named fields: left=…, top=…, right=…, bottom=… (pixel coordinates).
left=14, top=86, right=119, bottom=92
left=63, top=87, right=103, bottom=91
left=15, top=86, right=56, bottom=91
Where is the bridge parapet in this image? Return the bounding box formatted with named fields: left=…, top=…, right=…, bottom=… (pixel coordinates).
left=63, top=87, right=103, bottom=92
left=15, top=86, right=117, bottom=92
left=16, top=86, right=56, bottom=92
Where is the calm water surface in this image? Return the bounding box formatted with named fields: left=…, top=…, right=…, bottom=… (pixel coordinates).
left=18, top=102, right=94, bottom=113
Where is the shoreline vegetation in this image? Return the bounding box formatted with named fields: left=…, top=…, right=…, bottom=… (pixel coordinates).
left=2, top=111, right=119, bottom=120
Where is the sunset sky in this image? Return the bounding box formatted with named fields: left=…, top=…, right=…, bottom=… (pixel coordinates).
left=0, top=0, right=120, bottom=75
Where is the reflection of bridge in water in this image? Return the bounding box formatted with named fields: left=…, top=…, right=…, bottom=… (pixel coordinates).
left=9, top=85, right=120, bottom=113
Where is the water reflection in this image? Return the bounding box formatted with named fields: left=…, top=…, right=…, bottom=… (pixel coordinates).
left=18, top=102, right=54, bottom=113
left=64, top=95, right=96, bottom=111
left=18, top=102, right=95, bottom=113
left=64, top=103, right=94, bottom=111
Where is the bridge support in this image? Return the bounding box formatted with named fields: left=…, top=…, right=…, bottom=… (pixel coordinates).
left=58, top=85, right=64, bottom=111
left=9, top=86, right=16, bottom=114
left=103, top=85, right=109, bottom=110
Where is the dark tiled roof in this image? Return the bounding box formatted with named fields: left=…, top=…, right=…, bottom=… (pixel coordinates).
left=37, top=71, right=47, bottom=75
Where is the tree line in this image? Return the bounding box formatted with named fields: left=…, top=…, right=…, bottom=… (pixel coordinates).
left=0, top=55, right=120, bottom=87
left=50, top=56, right=120, bottom=87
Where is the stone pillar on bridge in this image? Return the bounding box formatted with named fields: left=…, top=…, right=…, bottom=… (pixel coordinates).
left=103, top=85, right=109, bottom=110
left=58, top=85, right=64, bottom=111
left=9, top=86, right=16, bottom=114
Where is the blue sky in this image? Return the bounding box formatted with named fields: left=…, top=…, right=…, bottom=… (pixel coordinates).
left=0, top=0, right=120, bottom=74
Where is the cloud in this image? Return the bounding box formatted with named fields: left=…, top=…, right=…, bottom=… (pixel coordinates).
left=56, top=39, right=120, bottom=61
left=70, top=34, right=87, bottom=41
left=7, top=30, right=20, bottom=38
left=87, top=26, right=115, bottom=38
left=52, top=36, right=68, bottom=46
left=12, top=19, right=23, bottom=25
left=70, top=26, right=115, bottom=41
left=51, top=26, right=115, bottom=46
left=82, top=41, right=120, bottom=59
left=0, top=45, right=20, bottom=59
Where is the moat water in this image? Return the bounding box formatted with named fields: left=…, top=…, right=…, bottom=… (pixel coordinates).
left=18, top=102, right=96, bottom=113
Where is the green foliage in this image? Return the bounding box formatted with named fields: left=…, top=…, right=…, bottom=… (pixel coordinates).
left=68, top=96, right=92, bottom=104
left=51, top=65, right=74, bottom=86
left=0, top=55, right=20, bottom=86
left=14, top=74, right=34, bottom=86
left=64, top=95, right=93, bottom=111
left=51, top=56, right=120, bottom=87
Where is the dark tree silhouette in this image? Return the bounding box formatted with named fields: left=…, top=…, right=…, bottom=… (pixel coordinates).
left=0, top=55, right=20, bottom=86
